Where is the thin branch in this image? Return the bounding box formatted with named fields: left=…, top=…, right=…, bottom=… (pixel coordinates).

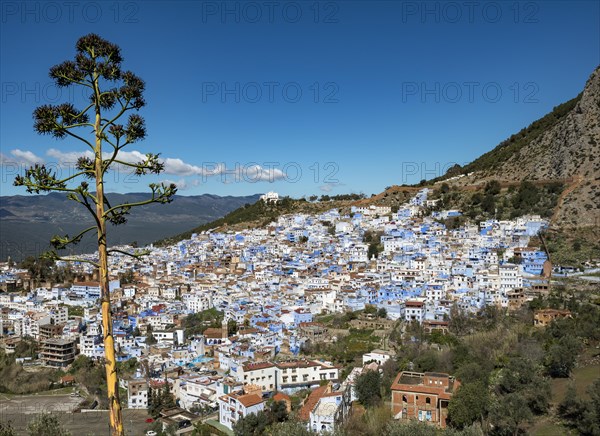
left=63, top=122, right=95, bottom=129
left=103, top=135, right=118, bottom=150
left=56, top=170, right=92, bottom=186
left=107, top=248, right=149, bottom=259
left=20, top=183, right=80, bottom=194
left=103, top=195, right=164, bottom=217
left=52, top=226, right=97, bottom=249
left=61, top=127, right=95, bottom=149
left=81, top=193, right=102, bottom=227
left=43, top=250, right=99, bottom=268
left=100, top=96, right=132, bottom=135
left=55, top=74, right=93, bottom=89
left=108, top=158, right=146, bottom=169
left=68, top=225, right=97, bottom=243
left=102, top=137, right=123, bottom=176
left=76, top=102, right=95, bottom=118
left=55, top=256, right=99, bottom=268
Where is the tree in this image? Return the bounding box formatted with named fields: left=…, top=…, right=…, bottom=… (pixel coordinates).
left=377, top=307, right=387, bottom=319
left=544, top=335, right=580, bottom=377
left=368, top=242, right=382, bottom=259
left=227, top=319, right=238, bottom=336
left=118, top=269, right=135, bottom=284
left=484, top=180, right=501, bottom=196
left=449, top=305, right=472, bottom=336
left=19, top=255, right=55, bottom=284
left=146, top=325, right=157, bottom=345
left=448, top=382, right=488, bottom=429
left=364, top=305, right=377, bottom=315
left=355, top=370, right=382, bottom=407
left=269, top=420, right=314, bottom=436
left=27, top=414, right=70, bottom=436
left=161, top=379, right=176, bottom=409
left=14, top=34, right=177, bottom=436
left=233, top=411, right=269, bottom=436
left=558, top=382, right=586, bottom=422
left=267, top=400, right=289, bottom=423
left=232, top=400, right=289, bottom=435
left=488, top=393, right=532, bottom=436
left=589, top=379, right=600, bottom=426
left=381, top=358, right=399, bottom=398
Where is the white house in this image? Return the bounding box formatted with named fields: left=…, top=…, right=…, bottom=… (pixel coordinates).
left=260, top=192, right=279, bottom=203
left=127, top=379, right=149, bottom=409
left=362, top=349, right=395, bottom=366
left=218, top=390, right=264, bottom=430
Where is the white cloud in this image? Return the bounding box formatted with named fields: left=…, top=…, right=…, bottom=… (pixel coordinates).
left=319, top=182, right=345, bottom=192
left=162, top=158, right=208, bottom=176
left=0, top=149, right=45, bottom=167
left=46, top=148, right=93, bottom=165
left=241, top=164, right=286, bottom=182
left=161, top=178, right=188, bottom=191
left=2, top=148, right=288, bottom=185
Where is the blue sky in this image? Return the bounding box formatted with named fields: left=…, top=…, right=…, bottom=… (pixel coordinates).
left=1, top=1, right=599, bottom=197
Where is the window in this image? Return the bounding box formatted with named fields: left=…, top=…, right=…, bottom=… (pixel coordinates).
left=426, top=397, right=431, bottom=405
left=402, top=395, right=408, bottom=403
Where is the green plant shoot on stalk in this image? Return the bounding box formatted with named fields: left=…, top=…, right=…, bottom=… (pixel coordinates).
left=13, top=33, right=177, bottom=436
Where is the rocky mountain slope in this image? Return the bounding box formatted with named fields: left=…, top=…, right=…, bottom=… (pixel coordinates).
left=440, top=66, right=600, bottom=228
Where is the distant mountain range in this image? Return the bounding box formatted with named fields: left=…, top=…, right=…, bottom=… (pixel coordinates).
left=0, top=192, right=260, bottom=261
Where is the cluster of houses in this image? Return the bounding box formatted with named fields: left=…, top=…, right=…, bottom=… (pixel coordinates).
left=0, top=189, right=560, bottom=432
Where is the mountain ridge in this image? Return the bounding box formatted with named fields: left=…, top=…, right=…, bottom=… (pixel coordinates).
left=436, top=66, right=600, bottom=228
left=0, top=193, right=261, bottom=261
left=159, top=67, right=600, bottom=246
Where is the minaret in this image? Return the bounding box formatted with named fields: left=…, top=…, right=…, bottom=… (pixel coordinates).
left=196, top=336, right=205, bottom=356
left=221, top=317, right=228, bottom=339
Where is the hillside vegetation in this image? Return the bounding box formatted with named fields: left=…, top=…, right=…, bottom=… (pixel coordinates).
left=429, top=180, right=565, bottom=224
left=435, top=95, right=582, bottom=180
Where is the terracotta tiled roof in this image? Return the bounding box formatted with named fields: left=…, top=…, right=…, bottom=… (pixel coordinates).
left=273, top=392, right=291, bottom=402
left=237, top=393, right=263, bottom=408
left=298, top=384, right=330, bottom=421
left=73, top=281, right=100, bottom=287
left=243, top=361, right=275, bottom=372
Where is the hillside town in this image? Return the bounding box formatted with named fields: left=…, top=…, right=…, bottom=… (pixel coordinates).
left=0, top=189, right=570, bottom=433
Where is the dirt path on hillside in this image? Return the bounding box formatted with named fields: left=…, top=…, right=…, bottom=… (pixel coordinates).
left=551, top=174, right=583, bottom=224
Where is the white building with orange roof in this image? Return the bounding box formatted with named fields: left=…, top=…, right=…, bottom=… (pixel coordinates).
left=218, top=390, right=265, bottom=430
